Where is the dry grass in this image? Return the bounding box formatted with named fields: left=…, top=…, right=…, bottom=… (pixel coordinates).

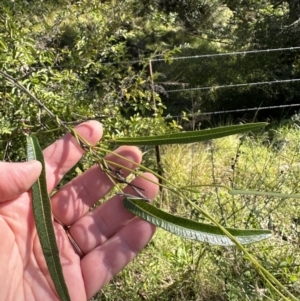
left=95, top=125, right=300, bottom=300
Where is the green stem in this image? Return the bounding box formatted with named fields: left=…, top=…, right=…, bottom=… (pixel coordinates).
left=0, top=70, right=296, bottom=300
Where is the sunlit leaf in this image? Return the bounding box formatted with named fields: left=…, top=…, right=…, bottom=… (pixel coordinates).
left=230, top=189, right=300, bottom=199
left=112, top=122, right=267, bottom=145
left=123, top=198, right=272, bottom=246
left=26, top=136, right=71, bottom=301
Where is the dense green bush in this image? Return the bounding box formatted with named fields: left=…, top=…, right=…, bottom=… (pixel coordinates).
left=0, top=0, right=178, bottom=163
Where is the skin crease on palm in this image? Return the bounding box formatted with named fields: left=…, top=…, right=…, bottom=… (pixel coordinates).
left=0, top=120, right=159, bottom=301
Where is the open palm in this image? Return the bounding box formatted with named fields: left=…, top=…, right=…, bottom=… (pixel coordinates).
left=0, top=121, right=158, bottom=301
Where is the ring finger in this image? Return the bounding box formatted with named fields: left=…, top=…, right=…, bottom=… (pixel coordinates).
left=68, top=172, right=158, bottom=255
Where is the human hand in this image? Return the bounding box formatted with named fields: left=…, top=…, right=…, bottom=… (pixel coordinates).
left=0, top=121, right=159, bottom=301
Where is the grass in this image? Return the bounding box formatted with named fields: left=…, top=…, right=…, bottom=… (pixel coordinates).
left=94, top=123, right=300, bottom=300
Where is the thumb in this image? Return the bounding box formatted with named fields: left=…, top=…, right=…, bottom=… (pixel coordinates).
left=0, top=161, right=42, bottom=201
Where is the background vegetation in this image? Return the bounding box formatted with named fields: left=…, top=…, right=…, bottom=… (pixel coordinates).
left=1, top=0, right=300, bottom=300
left=96, top=123, right=300, bottom=300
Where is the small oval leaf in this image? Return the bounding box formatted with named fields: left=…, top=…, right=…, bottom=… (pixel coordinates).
left=112, top=123, right=267, bottom=146
left=123, top=198, right=272, bottom=246
left=27, top=136, right=71, bottom=301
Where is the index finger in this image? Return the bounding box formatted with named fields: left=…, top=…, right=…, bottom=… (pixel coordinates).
left=43, top=121, right=103, bottom=193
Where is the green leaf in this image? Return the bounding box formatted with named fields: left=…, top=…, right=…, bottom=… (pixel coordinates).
left=26, top=136, right=71, bottom=301
left=230, top=189, right=300, bottom=199
left=111, top=122, right=267, bottom=145
left=123, top=198, right=272, bottom=246
left=0, top=39, right=7, bottom=51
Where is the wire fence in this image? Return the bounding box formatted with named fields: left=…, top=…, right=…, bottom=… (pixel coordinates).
left=165, top=78, right=300, bottom=93
left=150, top=46, right=300, bottom=62
left=164, top=104, right=300, bottom=119
left=149, top=45, right=300, bottom=118
left=67, top=46, right=300, bottom=66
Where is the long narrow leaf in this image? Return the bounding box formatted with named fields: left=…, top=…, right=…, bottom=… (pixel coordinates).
left=27, top=136, right=71, bottom=301
left=230, top=189, right=300, bottom=199
left=123, top=198, right=272, bottom=246
left=112, top=122, right=267, bottom=145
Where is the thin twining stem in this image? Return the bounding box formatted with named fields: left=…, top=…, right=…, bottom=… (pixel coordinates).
left=101, top=159, right=149, bottom=200
left=0, top=70, right=149, bottom=198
